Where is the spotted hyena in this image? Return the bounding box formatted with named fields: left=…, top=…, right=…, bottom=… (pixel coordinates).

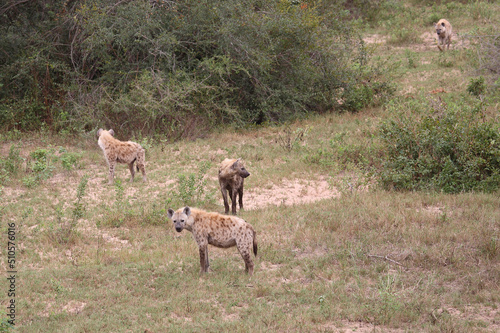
left=434, top=19, right=452, bottom=51
left=97, top=129, right=147, bottom=184
left=167, top=206, right=258, bottom=275
left=218, top=158, right=250, bottom=215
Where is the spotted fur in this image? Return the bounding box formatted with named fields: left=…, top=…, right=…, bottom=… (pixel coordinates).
left=434, top=19, right=452, bottom=52
left=97, top=129, right=146, bottom=184
left=167, top=206, right=258, bottom=275
left=218, top=158, right=250, bottom=215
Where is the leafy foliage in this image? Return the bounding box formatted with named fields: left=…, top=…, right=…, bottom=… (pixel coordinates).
left=0, top=145, right=23, bottom=185
left=379, top=96, right=500, bottom=193
left=175, top=161, right=215, bottom=207
left=0, top=0, right=388, bottom=137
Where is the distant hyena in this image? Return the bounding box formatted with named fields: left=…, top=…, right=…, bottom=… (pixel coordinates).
left=97, top=129, right=147, bottom=184
left=167, top=206, right=258, bottom=275
left=218, top=158, right=250, bottom=215
left=434, top=19, right=452, bottom=51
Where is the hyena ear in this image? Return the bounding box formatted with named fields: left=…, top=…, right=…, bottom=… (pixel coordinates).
left=183, top=206, right=191, bottom=216
left=167, top=208, right=175, bottom=219
left=97, top=128, right=103, bottom=137
left=231, top=159, right=241, bottom=169
left=441, top=22, right=445, bottom=27
left=109, top=129, right=115, bottom=136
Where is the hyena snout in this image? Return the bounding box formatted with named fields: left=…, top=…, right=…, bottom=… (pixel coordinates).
left=240, top=169, right=250, bottom=178
left=174, top=222, right=184, bottom=232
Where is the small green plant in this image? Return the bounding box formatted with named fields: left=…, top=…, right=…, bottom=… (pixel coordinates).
left=114, top=179, right=126, bottom=206
left=24, top=148, right=57, bottom=187
left=46, top=175, right=89, bottom=245
left=437, top=52, right=453, bottom=68
left=143, top=199, right=172, bottom=226
left=405, top=49, right=418, bottom=69
left=276, top=126, right=308, bottom=152
left=467, top=76, right=485, bottom=97
left=0, top=318, right=14, bottom=332
left=342, top=84, right=374, bottom=112
left=105, top=179, right=128, bottom=227
left=427, top=13, right=441, bottom=26
left=21, top=175, right=38, bottom=188
left=0, top=144, right=23, bottom=185
left=175, top=161, right=214, bottom=207
left=376, top=273, right=403, bottom=325
left=60, top=151, right=83, bottom=171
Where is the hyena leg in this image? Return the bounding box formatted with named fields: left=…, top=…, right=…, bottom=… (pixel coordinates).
left=205, top=248, right=210, bottom=270
left=221, top=185, right=230, bottom=214
left=136, top=162, right=146, bottom=182
left=128, top=161, right=136, bottom=182
left=229, top=190, right=238, bottom=215
left=199, top=244, right=209, bottom=273
left=238, top=185, right=244, bottom=211
left=438, top=38, right=444, bottom=52
left=108, top=161, right=116, bottom=184
left=237, top=240, right=254, bottom=275
left=136, top=152, right=147, bottom=182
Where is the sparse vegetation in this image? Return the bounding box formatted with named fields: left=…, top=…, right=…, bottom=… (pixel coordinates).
left=1, top=1, right=499, bottom=332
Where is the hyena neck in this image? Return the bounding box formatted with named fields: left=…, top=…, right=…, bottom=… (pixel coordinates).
left=98, top=137, right=107, bottom=151
left=98, top=134, right=117, bottom=149
left=220, top=168, right=237, bottom=178
left=183, top=211, right=199, bottom=232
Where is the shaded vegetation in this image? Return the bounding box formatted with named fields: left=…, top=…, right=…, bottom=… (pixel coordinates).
left=0, top=0, right=391, bottom=138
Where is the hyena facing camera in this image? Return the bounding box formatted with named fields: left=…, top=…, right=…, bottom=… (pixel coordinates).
left=218, top=158, right=250, bottom=215
left=97, top=129, right=147, bottom=184
left=434, top=19, right=452, bottom=52
left=167, top=206, right=258, bottom=275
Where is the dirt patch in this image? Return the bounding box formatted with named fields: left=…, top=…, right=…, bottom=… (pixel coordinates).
left=433, top=306, right=500, bottom=332
left=322, top=320, right=406, bottom=332
left=292, top=246, right=330, bottom=260
left=243, top=177, right=340, bottom=210
left=42, top=300, right=86, bottom=317
left=417, top=205, right=445, bottom=215
left=63, top=301, right=86, bottom=314
left=363, top=34, right=387, bottom=45
left=364, top=31, right=466, bottom=52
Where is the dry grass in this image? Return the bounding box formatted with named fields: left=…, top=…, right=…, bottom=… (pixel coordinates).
left=1, top=1, right=499, bottom=332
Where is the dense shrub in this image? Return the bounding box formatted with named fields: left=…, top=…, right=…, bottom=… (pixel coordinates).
left=0, top=0, right=389, bottom=137
left=379, top=96, right=500, bottom=193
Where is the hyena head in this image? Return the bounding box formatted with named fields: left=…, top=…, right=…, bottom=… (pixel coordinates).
left=232, top=158, right=250, bottom=178
left=97, top=128, right=115, bottom=138
left=167, top=206, right=191, bottom=233
left=435, top=21, right=447, bottom=36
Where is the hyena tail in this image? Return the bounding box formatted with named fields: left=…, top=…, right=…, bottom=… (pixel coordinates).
left=253, top=230, right=258, bottom=257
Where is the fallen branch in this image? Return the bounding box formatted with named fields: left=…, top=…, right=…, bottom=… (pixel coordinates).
left=367, top=254, right=405, bottom=267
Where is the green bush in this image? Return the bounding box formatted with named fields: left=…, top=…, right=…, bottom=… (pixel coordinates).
left=174, top=161, right=215, bottom=207
left=379, top=96, right=500, bottom=193
left=467, top=76, right=486, bottom=97
left=0, top=145, right=23, bottom=185
left=0, top=0, right=389, bottom=137
left=23, top=148, right=57, bottom=187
